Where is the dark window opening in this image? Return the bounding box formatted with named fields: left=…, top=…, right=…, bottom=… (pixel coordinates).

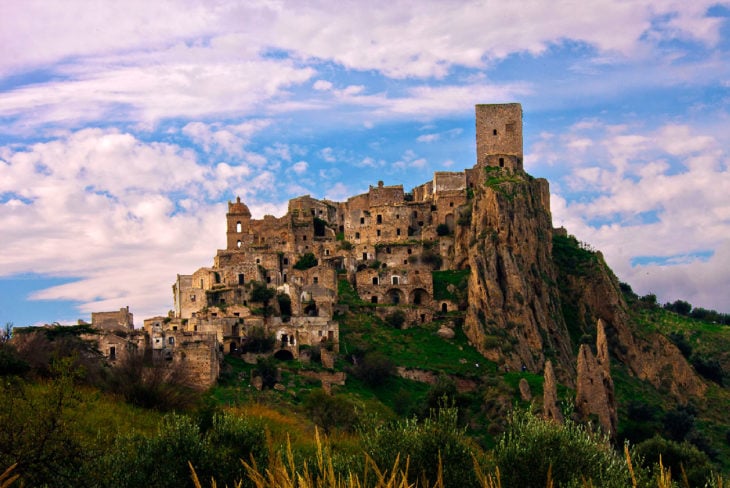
left=372, top=277, right=379, bottom=285
left=392, top=276, right=399, bottom=285
left=376, top=215, right=382, bottom=224
left=371, top=296, right=378, bottom=304
left=441, top=303, right=448, bottom=313
left=238, top=273, right=244, bottom=285
left=313, top=276, right=319, bottom=284
left=376, top=229, right=381, bottom=236
left=420, top=314, right=426, bottom=323
left=109, top=346, right=116, bottom=360
left=386, top=247, right=391, bottom=254
left=362, top=252, right=368, bottom=260
left=360, top=217, right=365, bottom=224
left=499, top=157, right=504, bottom=167
left=493, top=129, right=497, bottom=136
left=355, top=232, right=360, bottom=239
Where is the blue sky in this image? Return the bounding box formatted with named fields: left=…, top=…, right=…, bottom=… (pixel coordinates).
left=1, top=0, right=729, bottom=327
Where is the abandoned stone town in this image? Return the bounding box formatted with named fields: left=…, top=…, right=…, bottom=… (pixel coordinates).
left=29, top=102, right=708, bottom=439
left=85, top=103, right=526, bottom=389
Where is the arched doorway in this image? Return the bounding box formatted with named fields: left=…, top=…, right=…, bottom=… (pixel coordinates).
left=274, top=349, right=294, bottom=361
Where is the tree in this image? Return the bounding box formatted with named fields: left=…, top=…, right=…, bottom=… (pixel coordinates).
left=0, top=322, right=12, bottom=343
left=436, top=223, right=451, bottom=236
left=293, top=252, right=318, bottom=270
left=304, top=389, right=358, bottom=435
left=494, top=409, right=630, bottom=488
left=0, top=358, right=87, bottom=487
left=352, top=351, right=395, bottom=387
left=250, top=281, right=276, bottom=317
left=384, top=310, right=406, bottom=329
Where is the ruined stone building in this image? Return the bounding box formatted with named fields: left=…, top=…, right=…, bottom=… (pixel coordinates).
left=86, top=103, right=529, bottom=386
left=166, top=103, right=525, bottom=364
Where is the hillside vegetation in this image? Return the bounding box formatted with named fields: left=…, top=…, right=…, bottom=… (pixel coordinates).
left=2, top=273, right=729, bottom=487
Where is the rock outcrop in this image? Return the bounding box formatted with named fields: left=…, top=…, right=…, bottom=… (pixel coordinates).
left=542, top=360, right=563, bottom=423
left=459, top=170, right=575, bottom=382
left=575, top=320, right=617, bottom=438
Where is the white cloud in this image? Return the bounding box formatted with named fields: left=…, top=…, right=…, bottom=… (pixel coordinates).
left=546, top=119, right=730, bottom=311
left=0, top=128, right=288, bottom=318
left=313, top=80, right=333, bottom=91
left=291, top=161, right=308, bottom=174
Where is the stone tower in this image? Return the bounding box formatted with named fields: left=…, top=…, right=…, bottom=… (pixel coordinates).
left=475, top=103, right=523, bottom=170
left=226, top=196, right=252, bottom=250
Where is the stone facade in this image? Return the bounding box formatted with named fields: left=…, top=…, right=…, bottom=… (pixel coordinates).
left=91, top=306, right=134, bottom=332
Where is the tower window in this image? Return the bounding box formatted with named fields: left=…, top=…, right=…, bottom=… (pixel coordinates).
left=396, top=228, right=401, bottom=236
left=237, top=240, right=242, bottom=248
left=360, top=217, right=365, bottom=224
left=493, top=129, right=498, bottom=136
left=376, top=215, right=382, bottom=224
left=499, top=158, right=505, bottom=167
left=236, top=221, right=242, bottom=232
left=377, top=229, right=381, bottom=237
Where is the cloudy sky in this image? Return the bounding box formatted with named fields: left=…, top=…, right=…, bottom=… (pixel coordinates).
left=1, top=0, right=729, bottom=327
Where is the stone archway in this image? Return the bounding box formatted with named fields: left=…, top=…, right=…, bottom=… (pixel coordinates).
left=410, top=288, right=429, bottom=306
left=274, top=349, right=294, bottom=361
left=387, top=288, right=405, bottom=305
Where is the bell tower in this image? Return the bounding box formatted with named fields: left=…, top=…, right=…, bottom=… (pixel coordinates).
left=226, top=196, right=252, bottom=250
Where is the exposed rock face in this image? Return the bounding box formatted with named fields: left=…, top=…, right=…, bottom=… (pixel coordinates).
left=575, top=320, right=617, bottom=438
left=459, top=170, right=575, bottom=381
left=542, top=360, right=563, bottom=423
left=554, top=237, right=706, bottom=402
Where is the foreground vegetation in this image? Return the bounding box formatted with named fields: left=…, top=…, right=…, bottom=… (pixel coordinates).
left=1, top=277, right=729, bottom=486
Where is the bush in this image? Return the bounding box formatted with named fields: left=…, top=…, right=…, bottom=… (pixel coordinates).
left=384, top=310, right=406, bottom=329
left=361, top=407, right=481, bottom=487
left=303, top=389, right=359, bottom=435
left=635, top=436, right=715, bottom=487
left=690, top=355, right=724, bottom=384
left=493, top=409, right=630, bottom=488
left=293, top=252, right=318, bottom=270
left=352, top=352, right=395, bottom=387
left=240, top=326, right=275, bottom=353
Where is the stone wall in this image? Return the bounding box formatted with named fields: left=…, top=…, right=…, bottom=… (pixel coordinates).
left=91, top=306, right=134, bottom=332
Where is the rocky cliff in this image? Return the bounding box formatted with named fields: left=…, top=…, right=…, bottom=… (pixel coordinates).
left=458, top=166, right=705, bottom=399
left=460, top=167, right=575, bottom=381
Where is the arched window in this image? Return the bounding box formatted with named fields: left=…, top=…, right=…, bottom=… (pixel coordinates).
left=236, top=221, right=242, bottom=232
left=237, top=240, right=242, bottom=248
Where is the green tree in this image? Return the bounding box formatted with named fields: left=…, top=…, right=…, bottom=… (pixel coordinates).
left=0, top=358, right=87, bottom=487
left=303, top=389, right=359, bottom=435
left=493, top=409, right=631, bottom=488
left=293, top=252, right=318, bottom=270
left=361, top=407, right=480, bottom=487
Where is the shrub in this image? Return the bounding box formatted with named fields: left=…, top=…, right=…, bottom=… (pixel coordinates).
left=303, top=389, right=359, bottom=435
left=352, top=352, right=395, bottom=387
left=360, top=407, right=481, bottom=487
left=293, top=252, right=318, bottom=270
left=254, top=356, right=278, bottom=389
left=635, top=436, right=715, bottom=487
left=493, top=409, right=630, bottom=488
left=240, top=326, right=275, bottom=353
left=384, top=310, right=406, bottom=329
left=436, top=223, right=451, bottom=236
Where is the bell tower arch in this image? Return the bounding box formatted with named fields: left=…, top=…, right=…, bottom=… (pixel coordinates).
left=226, top=196, right=252, bottom=250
